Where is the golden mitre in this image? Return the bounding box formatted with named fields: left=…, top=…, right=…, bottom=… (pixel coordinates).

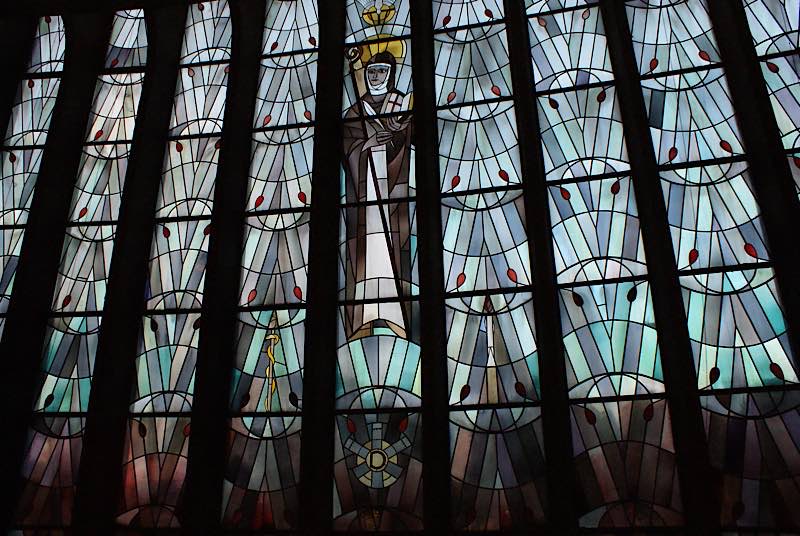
left=357, top=39, right=406, bottom=64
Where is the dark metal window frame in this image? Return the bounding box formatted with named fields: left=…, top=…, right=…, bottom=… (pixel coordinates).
left=1, top=1, right=799, bottom=534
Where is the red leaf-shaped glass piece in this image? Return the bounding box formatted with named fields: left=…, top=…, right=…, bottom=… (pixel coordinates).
left=197, top=2, right=204, bottom=10
left=770, top=362, right=785, bottom=380
left=298, top=191, right=307, bottom=204
left=793, top=156, right=800, bottom=168
left=183, top=423, right=191, bottom=437
left=215, top=139, right=221, bottom=149
left=451, top=175, right=461, bottom=188
left=490, top=85, right=501, bottom=96
left=447, top=91, right=456, bottom=103
left=498, top=169, right=509, bottom=182
left=560, top=187, right=570, bottom=200
left=45, top=15, right=52, bottom=23
left=289, top=391, right=299, bottom=407
left=270, top=41, right=279, bottom=52
left=572, top=291, right=584, bottom=307
left=767, top=61, right=780, bottom=73
left=293, top=286, right=303, bottom=300
left=744, top=243, right=758, bottom=258
left=346, top=417, right=356, bottom=433
left=188, top=67, right=195, bottom=77
left=110, top=58, right=119, bottom=67
left=78, top=207, right=88, bottom=219
left=460, top=384, right=471, bottom=401
left=456, top=272, right=466, bottom=288
left=626, top=285, right=637, bottom=302
left=94, top=130, right=103, bottom=141
left=643, top=403, right=654, bottom=422
left=224, top=65, right=230, bottom=74
left=138, top=421, right=147, bottom=437
left=698, top=50, right=711, bottom=61
left=610, top=180, right=621, bottom=195
left=442, top=15, right=451, bottom=26
left=309, top=36, right=317, bottom=46
left=720, top=140, right=733, bottom=153
left=398, top=416, right=409, bottom=432
left=193, top=316, right=202, bottom=330
left=548, top=98, right=558, bottom=109
left=203, top=223, right=211, bottom=236
left=150, top=318, right=158, bottom=332
left=584, top=408, right=597, bottom=425
left=247, top=289, right=257, bottom=303
left=162, top=225, right=171, bottom=238
left=175, top=141, right=183, bottom=152
left=709, top=366, right=720, bottom=386
left=597, top=90, right=606, bottom=103
left=507, top=268, right=518, bottom=283
left=62, top=295, right=71, bottom=308
left=649, top=58, right=659, bottom=72
left=262, top=114, right=272, bottom=126
left=304, top=110, right=312, bottom=120
left=688, top=248, right=699, bottom=265
left=254, top=195, right=264, bottom=208
left=514, top=381, right=527, bottom=398
left=537, top=17, right=547, bottom=27
left=485, top=9, right=493, bottom=18
left=668, top=146, right=678, bottom=161
left=43, top=393, right=54, bottom=409
left=27, top=79, right=34, bottom=89
left=8, top=153, right=16, bottom=163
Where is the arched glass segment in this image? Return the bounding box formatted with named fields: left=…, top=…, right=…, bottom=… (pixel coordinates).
left=625, top=0, right=720, bottom=75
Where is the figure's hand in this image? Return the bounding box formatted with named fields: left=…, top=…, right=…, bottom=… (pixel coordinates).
left=363, top=130, right=394, bottom=150
left=376, top=130, right=394, bottom=143
left=386, top=115, right=411, bottom=132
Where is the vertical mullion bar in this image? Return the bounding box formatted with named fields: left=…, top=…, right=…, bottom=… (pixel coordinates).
left=409, top=0, right=450, bottom=532
left=502, top=1, right=579, bottom=533
left=72, top=6, right=186, bottom=531
left=598, top=2, right=720, bottom=534
left=0, top=13, right=112, bottom=529
left=297, top=1, right=345, bottom=533
left=706, top=0, right=800, bottom=357
left=183, top=0, right=265, bottom=530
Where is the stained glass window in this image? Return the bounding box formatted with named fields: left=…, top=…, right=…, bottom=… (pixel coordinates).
left=13, top=11, right=146, bottom=529
left=533, top=3, right=682, bottom=527
left=118, top=2, right=230, bottom=527
left=629, top=2, right=799, bottom=529
left=334, top=1, right=423, bottom=529
left=436, top=3, right=550, bottom=530
left=4, top=1, right=800, bottom=533
left=221, top=1, right=317, bottom=530
left=1, top=16, right=65, bottom=341
left=745, top=1, right=800, bottom=202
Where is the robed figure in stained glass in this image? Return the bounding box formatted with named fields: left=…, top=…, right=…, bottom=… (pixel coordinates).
left=342, top=46, right=413, bottom=342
